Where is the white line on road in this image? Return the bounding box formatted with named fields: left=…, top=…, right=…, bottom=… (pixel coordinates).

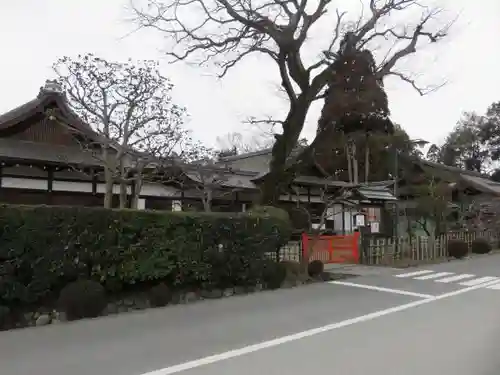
left=394, top=270, right=434, bottom=278
left=435, top=274, right=476, bottom=283
left=328, top=281, right=435, bottom=299
left=459, top=276, right=499, bottom=286
left=484, top=282, right=500, bottom=290
left=413, top=272, right=454, bottom=280
left=138, top=279, right=500, bottom=375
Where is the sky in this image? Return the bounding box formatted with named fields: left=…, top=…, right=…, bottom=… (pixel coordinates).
left=0, top=0, right=499, bottom=150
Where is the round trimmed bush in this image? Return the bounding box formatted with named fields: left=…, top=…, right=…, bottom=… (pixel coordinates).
left=149, top=283, right=173, bottom=307
left=471, top=238, right=492, bottom=254
left=447, top=239, right=469, bottom=259
left=58, top=280, right=107, bottom=321
left=262, top=261, right=287, bottom=289
left=308, top=260, right=324, bottom=277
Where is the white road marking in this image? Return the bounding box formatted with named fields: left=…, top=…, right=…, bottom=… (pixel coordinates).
left=484, top=282, right=500, bottom=290
left=459, top=276, right=500, bottom=286
left=138, top=280, right=500, bottom=375
left=435, top=274, right=476, bottom=283
left=328, top=281, right=434, bottom=299
left=394, top=270, right=434, bottom=278
left=413, top=272, right=454, bottom=280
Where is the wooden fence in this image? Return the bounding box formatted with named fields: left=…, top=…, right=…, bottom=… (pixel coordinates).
left=271, top=230, right=500, bottom=266
left=362, top=230, right=499, bottom=266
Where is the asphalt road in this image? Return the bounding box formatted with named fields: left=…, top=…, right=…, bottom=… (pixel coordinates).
left=2, top=254, right=500, bottom=375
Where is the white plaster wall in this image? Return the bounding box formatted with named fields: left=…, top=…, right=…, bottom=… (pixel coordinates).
left=2, top=177, right=47, bottom=190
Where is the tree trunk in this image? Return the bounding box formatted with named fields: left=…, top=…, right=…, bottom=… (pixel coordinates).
left=352, top=142, right=359, bottom=184
left=119, top=183, right=128, bottom=209
left=345, top=143, right=353, bottom=183
left=203, top=189, right=212, bottom=212
left=102, top=146, right=114, bottom=209
left=118, top=162, right=128, bottom=209
left=130, top=178, right=143, bottom=209
left=259, top=96, right=310, bottom=205
left=103, top=173, right=113, bottom=208
left=364, top=136, right=370, bottom=183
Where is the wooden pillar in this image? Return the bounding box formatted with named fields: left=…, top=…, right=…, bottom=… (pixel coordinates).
left=234, top=191, right=239, bottom=211
left=47, top=167, right=54, bottom=205
left=47, top=167, right=54, bottom=192
left=341, top=203, right=346, bottom=235
left=91, top=169, right=97, bottom=195
left=0, top=165, right=3, bottom=201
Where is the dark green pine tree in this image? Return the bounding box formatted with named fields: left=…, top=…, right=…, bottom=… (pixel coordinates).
left=315, top=32, right=394, bottom=182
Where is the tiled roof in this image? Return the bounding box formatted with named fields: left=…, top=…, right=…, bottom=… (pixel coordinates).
left=0, top=139, right=102, bottom=167
left=0, top=90, right=95, bottom=138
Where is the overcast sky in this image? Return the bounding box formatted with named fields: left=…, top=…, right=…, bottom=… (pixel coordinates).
left=1, top=0, right=499, bottom=149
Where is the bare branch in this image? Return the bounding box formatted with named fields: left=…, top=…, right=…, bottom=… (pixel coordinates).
left=386, top=71, right=446, bottom=95
left=375, top=7, right=453, bottom=83
left=52, top=53, right=208, bottom=208
left=132, top=0, right=455, bottom=203
left=245, top=115, right=284, bottom=127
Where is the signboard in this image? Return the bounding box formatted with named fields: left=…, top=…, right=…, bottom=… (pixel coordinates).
left=371, top=222, right=380, bottom=233
left=355, top=214, right=365, bottom=227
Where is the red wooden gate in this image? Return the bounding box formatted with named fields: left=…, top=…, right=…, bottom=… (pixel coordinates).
left=301, top=232, right=360, bottom=264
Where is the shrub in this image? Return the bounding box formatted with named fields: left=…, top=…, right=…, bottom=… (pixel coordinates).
left=262, top=261, right=287, bottom=289
left=0, top=204, right=292, bottom=308
left=58, top=280, right=107, bottom=320
left=288, top=208, right=310, bottom=231
left=308, top=260, right=324, bottom=277
left=447, top=239, right=469, bottom=259
left=471, top=238, right=492, bottom=254
left=148, top=283, right=173, bottom=307
left=249, top=205, right=290, bottom=222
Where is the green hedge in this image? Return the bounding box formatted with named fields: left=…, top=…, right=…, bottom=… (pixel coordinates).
left=0, top=205, right=291, bottom=308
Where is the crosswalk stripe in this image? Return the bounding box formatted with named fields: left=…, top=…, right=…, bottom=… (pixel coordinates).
left=459, top=276, right=500, bottom=286
left=413, top=272, right=454, bottom=280
left=435, top=274, right=475, bottom=283
left=395, top=270, right=433, bottom=278
left=485, top=283, right=500, bottom=290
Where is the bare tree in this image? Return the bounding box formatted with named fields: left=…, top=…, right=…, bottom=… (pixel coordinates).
left=53, top=54, right=196, bottom=208
left=216, top=127, right=308, bottom=156
left=132, top=0, right=452, bottom=204
left=216, top=131, right=275, bottom=154
left=184, top=159, right=236, bottom=211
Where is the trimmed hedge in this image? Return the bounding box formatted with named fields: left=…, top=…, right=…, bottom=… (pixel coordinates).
left=0, top=204, right=291, bottom=308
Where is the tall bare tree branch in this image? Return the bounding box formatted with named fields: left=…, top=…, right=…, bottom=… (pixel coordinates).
left=132, top=0, right=454, bottom=204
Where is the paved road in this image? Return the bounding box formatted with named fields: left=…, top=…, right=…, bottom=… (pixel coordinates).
left=2, top=254, right=500, bottom=375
